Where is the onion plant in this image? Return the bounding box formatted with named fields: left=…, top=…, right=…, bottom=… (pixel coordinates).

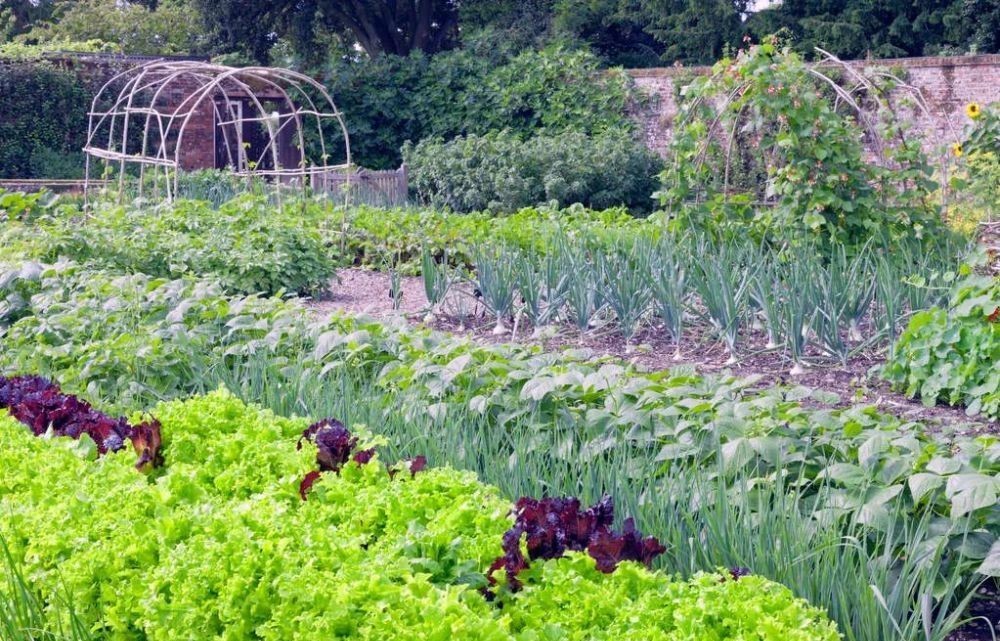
left=1, top=537, right=92, bottom=641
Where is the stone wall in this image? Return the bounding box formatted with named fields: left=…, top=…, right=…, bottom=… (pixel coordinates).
left=628, top=54, right=1000, bottom=158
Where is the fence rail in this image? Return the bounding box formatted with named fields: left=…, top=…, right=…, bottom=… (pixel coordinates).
left=315, top=166, right=408, bottom=208
left=0, top=179, right=110, bottom=194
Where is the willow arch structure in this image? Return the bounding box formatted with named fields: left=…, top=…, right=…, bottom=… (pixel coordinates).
left=83, top=60, right=352, bottom=203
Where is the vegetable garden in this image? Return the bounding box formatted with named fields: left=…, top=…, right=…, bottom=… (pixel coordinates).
left=1, top=43, right=999, bottom=641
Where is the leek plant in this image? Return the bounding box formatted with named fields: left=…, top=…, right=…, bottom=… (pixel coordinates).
left=650, top=236, right=689, bottom=359
left=779, top=254, right=816, bottom=375
left=748, top=252, right=783, bottom=350
left=536, top=246, right=570, bottom=332
left=563, top=244, right=602, bottom=337
left=597, top=239, right=653, bottom=347
left=692, top=238, right=756, bottom=364
left=421, top=245, right=451, bottom=323
left=473, top=244, right=518, bottom=335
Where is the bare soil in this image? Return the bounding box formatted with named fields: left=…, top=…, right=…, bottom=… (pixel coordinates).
left=311, top=268, right=997, bottom=434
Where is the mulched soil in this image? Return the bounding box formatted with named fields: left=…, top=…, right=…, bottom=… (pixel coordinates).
left=311, top=267, right=998, bottom=434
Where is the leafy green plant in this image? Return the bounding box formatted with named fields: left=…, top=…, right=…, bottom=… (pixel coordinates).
left=0, top=391, right=843, bottom=640
left=884, top=257, right=1000, bottom=420
left=404, top=128, right=662, bottom=214
left=31, top=195, right=336, bottom=296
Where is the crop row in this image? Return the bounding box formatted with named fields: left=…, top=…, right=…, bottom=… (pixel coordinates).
left=0, top=380, right=840, bottom=640
left=1, top=259, right=997, bottom=640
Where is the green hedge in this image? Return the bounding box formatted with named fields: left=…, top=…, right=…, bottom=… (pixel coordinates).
left=0, top=391, right=841, bottom=640
left=403, top=129, right=663, bottom=213
left=0, top=62, right=89, bottom=179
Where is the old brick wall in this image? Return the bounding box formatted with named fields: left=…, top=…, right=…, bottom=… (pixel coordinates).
left=629, top=54, right=1000, bottom=158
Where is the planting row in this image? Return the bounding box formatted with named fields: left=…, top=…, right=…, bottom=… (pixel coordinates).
left=0, top=382, right=840, bottom=640
left=1, top=259, right=997, bottom=612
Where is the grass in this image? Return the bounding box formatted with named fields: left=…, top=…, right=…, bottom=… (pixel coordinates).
left=0, top=538, right=92, bottom=641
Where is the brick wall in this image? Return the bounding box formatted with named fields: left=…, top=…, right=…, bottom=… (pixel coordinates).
left=628, top=54, right=1000, bottom=158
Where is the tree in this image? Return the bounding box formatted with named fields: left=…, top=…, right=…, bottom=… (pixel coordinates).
left=746, top=0, right=994, bottom=59
left=1, top=0, right=57, bottom=40
left=195, top=0, right=461, bottom=63
left=15, top=0, right=210, bottom=55
left=629, top=0, right=751, bottom=64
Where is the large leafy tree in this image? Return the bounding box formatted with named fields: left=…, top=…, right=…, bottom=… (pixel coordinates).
left=747, top=0, right=983, bottom=59
left=14, top=0, right=209, bottom=55
left=195, top=0, right=461, bottom=63
left=628, top=0, right=752, bottom=64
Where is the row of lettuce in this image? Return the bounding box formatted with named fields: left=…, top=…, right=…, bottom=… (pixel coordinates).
left=0, top=259, right=998, bottom=637
left=2, top=379, right=843, bottom=640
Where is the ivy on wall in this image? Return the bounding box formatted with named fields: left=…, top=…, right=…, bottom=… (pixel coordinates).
left=0, top=62, right=90, bottom=179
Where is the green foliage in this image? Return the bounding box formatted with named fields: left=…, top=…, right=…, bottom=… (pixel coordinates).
left=948, top=102, right=1000, bottom=233
left=404, top=129, right=662, bottom=213
left=340, top=204, right=641, bottom=273
left=15, top=0, right=209, bottom=56
left=659, top=43, right=945, bottom=248
left=320, top=46, right=637, bottom=169
left=0, top=391, right=841, bottom=639
left=0, top=259, right=995, bottom=640
left=25, top=195, right=336, bottom=296
left=0, top=62, right=89, bottom=180
left=884, top=258, right=1000, bottom=420
left=747, top=0, right=993, bottom=59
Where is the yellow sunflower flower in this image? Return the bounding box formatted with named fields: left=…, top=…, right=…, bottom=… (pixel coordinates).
left=951, top=143, right=964, bottom=158
left=965, top=102, right=982, bottom=119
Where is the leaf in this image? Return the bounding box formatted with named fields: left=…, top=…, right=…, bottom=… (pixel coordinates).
left=908, top=473, right=943, bottom=503
left=976, top=540, right=1000, bottom=577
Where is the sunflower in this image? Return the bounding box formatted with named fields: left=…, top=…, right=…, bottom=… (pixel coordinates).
left=965, top=102, right=982, bottom=119
left=952, top=143, right=964, bottom=158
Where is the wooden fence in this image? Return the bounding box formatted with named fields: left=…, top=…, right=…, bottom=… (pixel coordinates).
left=0, top=179, right=109, bottom=194
left=315, top=165, right=409, bottom=208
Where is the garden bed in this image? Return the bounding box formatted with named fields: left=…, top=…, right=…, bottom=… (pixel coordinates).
left=312, top=267, right=998, bottom=433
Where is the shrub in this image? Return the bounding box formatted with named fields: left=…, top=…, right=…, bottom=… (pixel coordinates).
left=0, top=389, right=842, bottom=640
left=884, top=259, right=1000, bottom=420
left=404, top=129, right=663, bottom=213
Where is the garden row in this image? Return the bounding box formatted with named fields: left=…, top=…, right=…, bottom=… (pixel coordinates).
left=2, top=378, right=842, bottom=640
left=1, top=258, right=998, bottom=640
left=0, top=190, right=974, bottom=377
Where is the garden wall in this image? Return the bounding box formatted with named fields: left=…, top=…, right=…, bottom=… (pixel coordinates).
left=629, top=54, right=1000, bottom=157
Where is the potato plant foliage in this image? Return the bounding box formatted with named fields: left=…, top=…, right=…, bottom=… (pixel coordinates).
left=0, top=390, right=841, bottom=640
